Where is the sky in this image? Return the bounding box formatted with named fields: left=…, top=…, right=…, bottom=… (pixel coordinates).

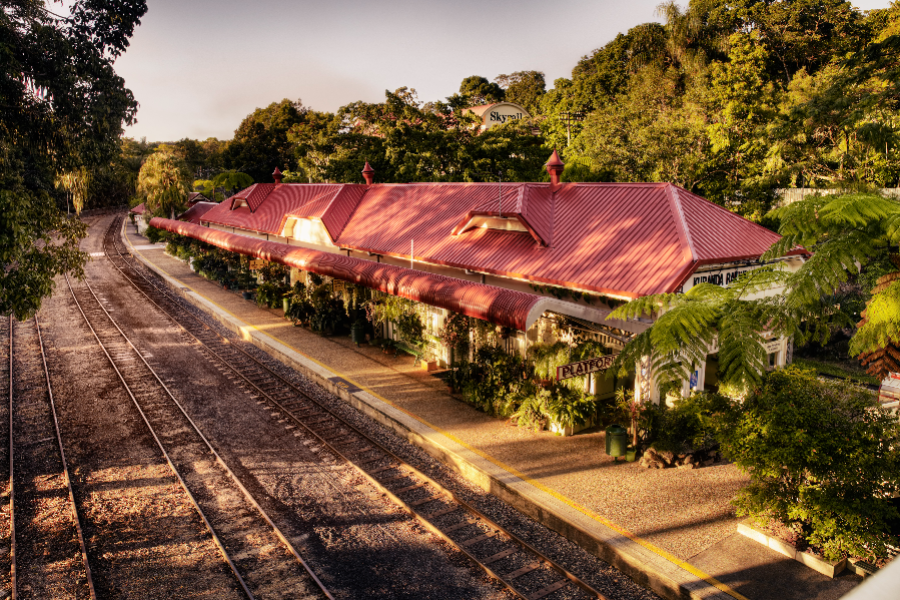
left=111, top=0, right=896, bottom=142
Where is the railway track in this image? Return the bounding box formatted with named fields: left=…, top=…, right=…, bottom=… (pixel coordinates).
left=108, top=215, right=609, bottom=600
left=63, top=271, right=332, bottom=600
left=0, top=317, right=11, bottom=598
left=8, top=317, right=93, bottom=600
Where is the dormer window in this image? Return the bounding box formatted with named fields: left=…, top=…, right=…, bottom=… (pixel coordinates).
left=452, top=211, right=546, bottom=246
left=458, top=215, right=529, bottom=234
left=231, top=197, right=248, bottom=210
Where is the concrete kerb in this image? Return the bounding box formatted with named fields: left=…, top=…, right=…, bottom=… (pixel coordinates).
left=122, top=226, right=744, bottom=600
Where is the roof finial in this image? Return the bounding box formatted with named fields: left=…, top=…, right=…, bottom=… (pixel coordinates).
left=362, top=161, right=375, bottom=186
left=272, top=166, right=283, bottom=185
left=545, top=150, right=564, bottom=189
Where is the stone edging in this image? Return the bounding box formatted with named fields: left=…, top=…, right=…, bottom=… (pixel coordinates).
left=123, top=225, right=745, bottom=600
left=736, top=520, right=846, bottom=578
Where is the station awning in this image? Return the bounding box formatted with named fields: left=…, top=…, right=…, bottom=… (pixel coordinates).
left=149, top=218, right=648, bottom=334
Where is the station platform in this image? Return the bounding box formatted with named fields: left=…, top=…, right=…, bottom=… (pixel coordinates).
left=121, top=223, right=861, bottom=600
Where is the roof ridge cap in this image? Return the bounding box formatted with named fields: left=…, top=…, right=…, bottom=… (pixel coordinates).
left=667, top=183, right=697, bottom=263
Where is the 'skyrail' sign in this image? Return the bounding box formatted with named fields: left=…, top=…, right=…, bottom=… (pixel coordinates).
left=557, top=354, right=618, bottom=381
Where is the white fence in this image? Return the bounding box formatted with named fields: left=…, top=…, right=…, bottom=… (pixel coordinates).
left=776, top=188, right=900, bottom=206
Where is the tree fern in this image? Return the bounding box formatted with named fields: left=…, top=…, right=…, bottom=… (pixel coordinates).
left=610, top=191, right=900, bottom=391
left=852, top=277, right=900, bottom=359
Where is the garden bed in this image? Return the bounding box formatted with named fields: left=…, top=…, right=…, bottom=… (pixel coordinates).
left=737, top=519, right=847, bottom=578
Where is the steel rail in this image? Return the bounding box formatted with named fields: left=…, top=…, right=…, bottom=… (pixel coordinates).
left=33, top=316, right=98, bottom=600
left=64, top=271, right=333, bottom=600
left=63, top=274, right=256, bottom=600
left=105, top=223, right=402, bottom=536
left=7, top=316, right=14, bottom=600
left=111, top=215, right=608, bottom=600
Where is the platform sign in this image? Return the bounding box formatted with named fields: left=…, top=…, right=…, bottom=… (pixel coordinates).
left=557, top=354, right=618, bottom=381
left=249, top=259, right=264, bottom=271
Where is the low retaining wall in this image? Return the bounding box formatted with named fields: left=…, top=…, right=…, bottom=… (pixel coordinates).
left=737, top=520, right=846, bottom=578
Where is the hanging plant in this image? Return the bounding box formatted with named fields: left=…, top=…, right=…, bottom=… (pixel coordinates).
left=363, top=295, right=417, bottom=326
left=440, top=312, right=470, bottom=352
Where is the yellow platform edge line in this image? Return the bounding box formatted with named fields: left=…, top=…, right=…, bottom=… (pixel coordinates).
left=125, top=231, right=750, bottom=600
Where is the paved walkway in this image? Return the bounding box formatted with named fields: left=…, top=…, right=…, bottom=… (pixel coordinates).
left=122, top=223, right=861, bottom=600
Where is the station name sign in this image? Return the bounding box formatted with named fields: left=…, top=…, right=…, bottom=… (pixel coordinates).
left=557, top=354, right=618, bottom=381
left=681, top=265, right=759, bottom=293
left=489, top=111, right=524, bottom=124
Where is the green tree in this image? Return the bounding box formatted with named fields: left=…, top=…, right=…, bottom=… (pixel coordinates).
left=138, top=148, right=191, bottom=218
left=448, top=75, right=505, bottom=109
left=715, top=366, right=900, bottom=561
left=1, top=0, right=147, bottom=319
left=571, top=66, right=713, bottom=192
left=304, top=89, right=545, bottom=184
left=211, top=171, right=254, bottom=197
left=223, top=99, right=308, bottom=181
left=495, top=71, right=546, bottom=114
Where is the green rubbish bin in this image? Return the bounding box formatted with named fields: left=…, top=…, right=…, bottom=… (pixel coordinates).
left=605, top=424, right=628, bottom=461
left=351, top=320, right=366, bottom=346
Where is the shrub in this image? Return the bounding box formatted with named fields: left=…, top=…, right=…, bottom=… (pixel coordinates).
left=146, top=224, right=167, bottom=244
left=456, top=345, right=529, bottom=417
left=396, top=311, right=424, bottom=350
left=715, top=365, right=900, bottom=561
left=511, top=383, right=599, bottom=431
left=649, top=392, right=733, bottom=456
left=308, top=284, right=348, bottom=334
left=255, top=282, right=283, bottom=309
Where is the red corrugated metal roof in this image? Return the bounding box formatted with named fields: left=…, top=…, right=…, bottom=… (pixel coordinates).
left=150, top=218, right=546, bottom=331
left=226, top=183, right=275, bottom=212
left=676, top=187, right=781, bottom=262
left=178, top=201, right=218, bottom=225
left=187, top=192, right=210, bottom=205
left=192, top=180, right=794, bottom=299
left=202, top=184, right=367, bottom=238
left=337, top=182, right=704, bottom=297
left=129, top=202, right=146, bottom=215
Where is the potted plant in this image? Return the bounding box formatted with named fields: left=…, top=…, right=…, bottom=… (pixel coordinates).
left=381, top=339, right=397, bottom=356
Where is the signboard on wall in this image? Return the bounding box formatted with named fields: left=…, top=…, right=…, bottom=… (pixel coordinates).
left=466, top=102, right=532, bottom=130
left=681, top=265, right=760, bottom=293
left=249, top=260, right=264, bottom=271
left=557, top=354, right=618, bottom=381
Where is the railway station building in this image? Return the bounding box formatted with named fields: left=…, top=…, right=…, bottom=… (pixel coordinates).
left=151, top=154, right=805, bottom=407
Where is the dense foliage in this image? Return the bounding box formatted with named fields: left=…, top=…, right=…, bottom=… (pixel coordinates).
left=716, top=366, right=900, bottom=561
left=138, top=147, right=191, bottom=218
left=1, top=0, right=146, bottom=319
left=610, top=190, right=900, bottom=389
